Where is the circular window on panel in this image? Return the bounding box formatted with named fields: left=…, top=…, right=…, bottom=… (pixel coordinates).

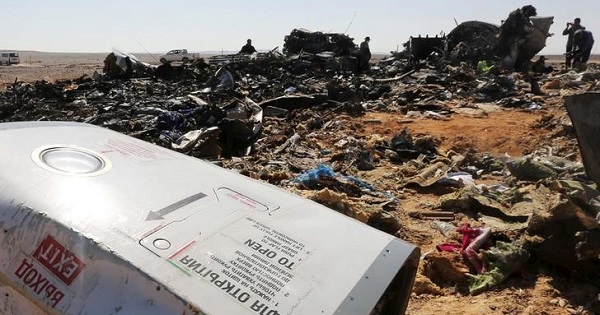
left=32, top=145, right=112, bottom=176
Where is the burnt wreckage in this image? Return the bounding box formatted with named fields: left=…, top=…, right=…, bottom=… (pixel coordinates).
left=405, top=16, right=554, bottom=70
left=283, top=29, right=363, bottom=72
left=283, top=28, right=357, bottom=56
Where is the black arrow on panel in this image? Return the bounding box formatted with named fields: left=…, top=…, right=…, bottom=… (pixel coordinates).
left=145, top=192, right=207, bottom=221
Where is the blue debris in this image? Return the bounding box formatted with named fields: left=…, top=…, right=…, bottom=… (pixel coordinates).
left=293, top=164, right=335, bottom=186
left=346, top=175, right=377, bottom=191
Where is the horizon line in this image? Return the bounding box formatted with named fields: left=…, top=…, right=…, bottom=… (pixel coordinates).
left=1, top=49, right=575, bottom=57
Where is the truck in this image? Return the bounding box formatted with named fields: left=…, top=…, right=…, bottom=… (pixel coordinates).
left=0, top=121, right=419, bottom=315
left=0, top=51, right=20, bottom=65
left=159, top=49, right=195, bottom=64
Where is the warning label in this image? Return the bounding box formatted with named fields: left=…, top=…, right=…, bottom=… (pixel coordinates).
left=32, top=235, right=86, bottom=285
left=171, top=217, right=313, bottom=314
left=103, top=138, right=172, bottom=161
left=8, top=235, right=82, bottom=309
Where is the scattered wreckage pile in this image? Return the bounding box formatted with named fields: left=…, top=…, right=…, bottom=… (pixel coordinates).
left=403, top=16, right=554, bottom=72
left=2, top=38, right=600, bottom=313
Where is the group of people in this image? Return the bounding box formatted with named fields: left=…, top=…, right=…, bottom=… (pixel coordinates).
left=498, top=5, right=594, bottom=71
left=563, top=18, right=595, bottom=68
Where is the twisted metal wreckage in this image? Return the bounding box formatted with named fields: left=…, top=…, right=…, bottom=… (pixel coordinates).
left=407, top=16, right=554, bottom=70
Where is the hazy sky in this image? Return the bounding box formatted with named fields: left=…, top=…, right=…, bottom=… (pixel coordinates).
left=2, top=0, right=598, bottom=55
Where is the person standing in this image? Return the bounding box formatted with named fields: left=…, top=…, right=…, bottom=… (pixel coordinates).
left=239, top=39, right=257, bottom=54
left=359, top=36, right=371, bottom=71
left=563, top=18, right=585, bottom=67
left=496, top=5, right=538, bottom=70
left=571, top=29, right=595, bottom=66
left=497, top=5, right=537, bottom=56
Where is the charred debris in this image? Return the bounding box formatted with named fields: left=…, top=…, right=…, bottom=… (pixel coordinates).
left=2, top=24, right=600, bottom=304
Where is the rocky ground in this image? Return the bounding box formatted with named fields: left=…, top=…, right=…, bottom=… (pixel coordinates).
left=1, top=52, right=599, bottom=315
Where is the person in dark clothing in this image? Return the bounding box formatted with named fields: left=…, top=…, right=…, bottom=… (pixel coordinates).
left=239, top=39, right=257, bottom=54
left=531, top=55, right=554, bottom=74
left=571, top=29, right=595, bottom=65
left=358, top=36, right=371, bottom=71
left=497, top=5, right=537, bottom=56
left=563, top=18, right=585, bottom=67
left=124, top=56, right=133, bottom=78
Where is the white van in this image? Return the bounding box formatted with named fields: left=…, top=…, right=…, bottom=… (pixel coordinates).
left=0, top=122, right=419, bottom=315
left=0, top=51, right=20, bottom=65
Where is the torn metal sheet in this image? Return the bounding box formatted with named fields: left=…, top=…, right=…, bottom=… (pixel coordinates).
left=263, top=106, right=289, bottom=118
left=564, top=92, right=600, bottom=187
left=526, top=195, right=600, bottom=279
left=446, top=21, right=500, bottom=64
left=171, top=126, right=221, bottom=154
left=0, top=122, right=419, bottom=315
left=283, top=29, right=357, bottom=56
left=477, top=214, right=528, bottom=231
left=403, top=160, right=451, bottom=187
left=549, top=180, right=600, bottom=217
left=407, top=36, right=446, bottom=63
left=500, top=16, right=554, bottom=71
left=504, top=156, right=559, bottom=181
left=440, top=186, right=529, bottom=223
left=215, top=67, right=235, bottom=90
left=257, top=94, right=329, bottom=110
left=112, top=49, right=151, bottom=71
left=207, top=52, right=276, bottom=65
left=208, top=54, right=251, bottom=65
left=103, top=49, right=153, bottom=78
left=218, top=98, right=263, bottom=156
left=517, top=16, right=554, bottom=64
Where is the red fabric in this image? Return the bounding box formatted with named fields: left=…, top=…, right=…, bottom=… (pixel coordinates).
left=436, top=225, right=481, bottom=253
left=435, top=223, right=492, bottom=273
left=457, top=224, right=482, bottom=252
left=436, top=243, right=462, bottom=252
